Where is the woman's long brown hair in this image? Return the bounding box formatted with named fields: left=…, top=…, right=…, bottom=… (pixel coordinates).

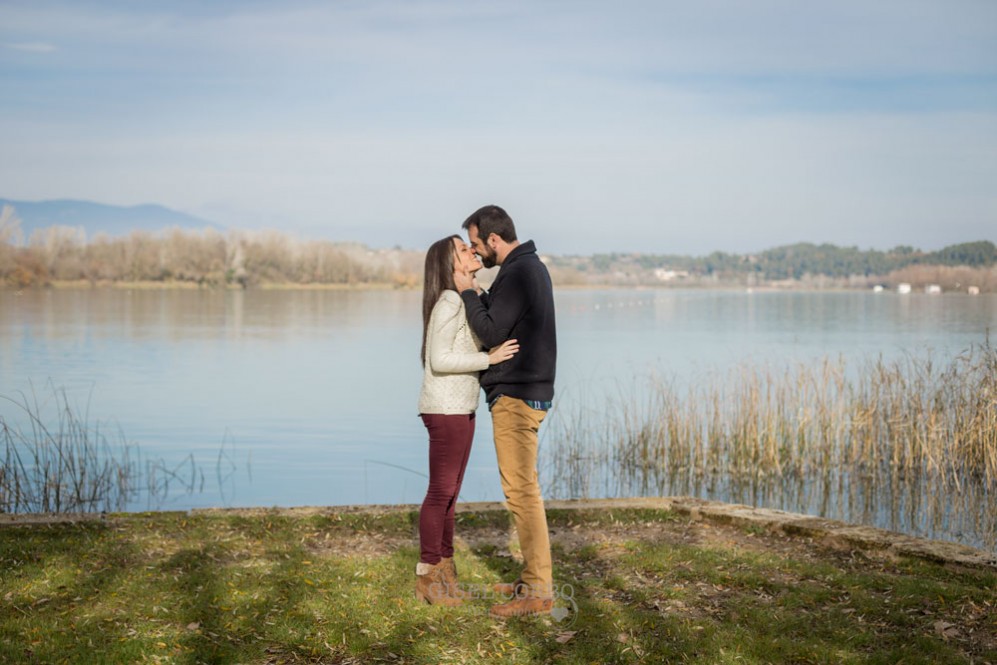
left=421, top=235, right=460, bottom=365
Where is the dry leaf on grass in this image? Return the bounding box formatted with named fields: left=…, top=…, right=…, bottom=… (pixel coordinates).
left=933, top=620, right=961, bottom=640
left=555, top=631, right=577, bottom=644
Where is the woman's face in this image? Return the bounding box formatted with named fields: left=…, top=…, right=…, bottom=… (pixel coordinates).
left=452, top=237, right=482, bottom=274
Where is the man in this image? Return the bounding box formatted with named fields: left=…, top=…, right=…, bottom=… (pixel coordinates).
left=453, top=205, right=557, bottom=618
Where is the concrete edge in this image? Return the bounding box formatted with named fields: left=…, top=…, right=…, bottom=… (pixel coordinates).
left=3, top=497, right=994, bottom=570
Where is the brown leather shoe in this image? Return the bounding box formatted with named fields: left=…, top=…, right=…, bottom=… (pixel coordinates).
left=492, top=579, right=525, bottom=598
left=489, top=595, right=553, bottom=618
left=415, top=563, right=462, bottom=607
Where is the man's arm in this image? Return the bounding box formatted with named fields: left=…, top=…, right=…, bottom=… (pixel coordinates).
left=428, top=295, right=490, bottom=373
left=459, top=272, right=524, bottom=349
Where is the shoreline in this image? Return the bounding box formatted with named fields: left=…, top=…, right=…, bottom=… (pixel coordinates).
left=4, top=496, right=993, bottom=569
left=2, top=279, right=992, bottom=293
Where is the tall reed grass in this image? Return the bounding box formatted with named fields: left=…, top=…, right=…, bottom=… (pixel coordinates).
left=542, top=342, right=997, bottom=550
left=0, top=385, right=202, bottom=513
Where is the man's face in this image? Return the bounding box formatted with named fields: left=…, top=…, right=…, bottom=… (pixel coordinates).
left=468, top=225, right=497, bottom=269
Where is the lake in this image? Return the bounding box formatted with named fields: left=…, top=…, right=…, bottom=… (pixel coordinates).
left=1, top=287, right=995, bottom=548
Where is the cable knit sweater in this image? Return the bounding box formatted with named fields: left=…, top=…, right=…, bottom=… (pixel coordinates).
left=418, top=290, right=489, bottom=415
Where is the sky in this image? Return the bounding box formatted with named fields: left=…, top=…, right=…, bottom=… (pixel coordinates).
left=2, top=1, right=996, bottom=255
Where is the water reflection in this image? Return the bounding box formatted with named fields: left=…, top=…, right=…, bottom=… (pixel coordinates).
left=2, top=288, right=996, bottom=553
left=541, top=345, right=997, bottom=552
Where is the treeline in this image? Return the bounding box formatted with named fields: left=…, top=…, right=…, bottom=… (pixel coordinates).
left=0, top=207, right=421, bottom=288
left=584, top=241, right=997, bottom=279
left=2, top=203, right=994, bottom=291
left=546, top=240, right=997, bottom=290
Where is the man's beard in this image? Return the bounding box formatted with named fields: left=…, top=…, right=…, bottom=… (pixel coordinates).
left=478, top=246, right=497, bottom=269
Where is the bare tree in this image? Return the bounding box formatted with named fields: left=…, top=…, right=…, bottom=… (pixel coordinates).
left=0, top=205, right=25, bottom=282
left=6, top=223, right=426, bottom=288
left=29, top=225, right=86, bottom=279
left=0, top=205, right=24, bottom=246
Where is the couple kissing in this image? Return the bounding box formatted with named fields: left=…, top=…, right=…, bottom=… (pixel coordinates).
left=416, top=205, right=557, bottom=618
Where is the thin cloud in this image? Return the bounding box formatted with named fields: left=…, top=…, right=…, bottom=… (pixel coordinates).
left=1, top=1, right=994, bottom=254
left=4, top=42, right=57, bottom=53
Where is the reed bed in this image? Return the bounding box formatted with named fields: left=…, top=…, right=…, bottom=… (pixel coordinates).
left=0, top=385, right=201, bottom=513
left=542, top=342, right=997, bottom=550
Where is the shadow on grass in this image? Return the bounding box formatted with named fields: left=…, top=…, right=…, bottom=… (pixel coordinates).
left=460, top=508, right=995, bottom=664
left=0, top=522, right=150, bottom=662
left=3, top=510, right=992, bottom=664
left=162, top=545, right=242, bottom=662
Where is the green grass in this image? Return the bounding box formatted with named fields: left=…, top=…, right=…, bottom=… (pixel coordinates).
left=1, top=507, right=994, bottom=664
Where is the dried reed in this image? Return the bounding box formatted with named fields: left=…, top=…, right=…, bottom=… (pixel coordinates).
left=0, top=384, right=202, bottom=513
left=542, top=341, right=997, bottom=549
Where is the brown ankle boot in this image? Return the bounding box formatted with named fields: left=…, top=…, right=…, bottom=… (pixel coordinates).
left=492, top=578, right=525, bottom=598
left=415, top=562, right=462, bottom=607
left=439, top=557, right=468, bottom=599
left=490, top=582, right=552, bottom=618
left=439, top=557, right=457, bottom=583
left=489, top=595, right=553, bottom=618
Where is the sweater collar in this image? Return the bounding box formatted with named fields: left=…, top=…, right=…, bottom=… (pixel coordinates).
left=502, top=240, right=536, bottom=266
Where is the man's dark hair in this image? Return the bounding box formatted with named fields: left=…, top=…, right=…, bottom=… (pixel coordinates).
left=462, top=205, right=518, bottom=243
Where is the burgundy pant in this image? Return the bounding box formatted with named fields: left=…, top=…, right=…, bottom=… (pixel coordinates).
left=419, top=412, right=475, bottom=565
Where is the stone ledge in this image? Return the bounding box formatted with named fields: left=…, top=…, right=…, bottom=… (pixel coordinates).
left=658, top=497, right=996, bottom=570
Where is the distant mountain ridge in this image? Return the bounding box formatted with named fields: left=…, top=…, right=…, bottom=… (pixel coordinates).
left=0, top=198, right=224, bottom=239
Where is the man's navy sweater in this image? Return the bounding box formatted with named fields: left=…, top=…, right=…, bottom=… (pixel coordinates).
left=460, top=240, right=557, bottom=404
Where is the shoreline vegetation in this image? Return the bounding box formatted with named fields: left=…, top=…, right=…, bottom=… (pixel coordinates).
left=543, top=342, right=997, bottom=552
left=9, top=276, right=997, bottom=293
left=2, top=208, right=995, bottom=292
left=0, top=386, right=207, bottom=514
left=1, top=503, right=994, bottom=663
left=3, top=343, right=995, bottom=550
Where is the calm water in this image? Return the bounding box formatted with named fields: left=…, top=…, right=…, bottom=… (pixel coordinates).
left=1, top=288, right=994, bottom=540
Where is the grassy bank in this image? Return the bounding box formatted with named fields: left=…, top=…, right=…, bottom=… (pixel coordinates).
left=1, top=504, right=994, bottom=664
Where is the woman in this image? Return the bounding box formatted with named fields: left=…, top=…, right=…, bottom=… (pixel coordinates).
left=415, top=235, right=518, bottom=605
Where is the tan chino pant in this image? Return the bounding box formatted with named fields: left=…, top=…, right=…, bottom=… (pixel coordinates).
left=491, top=396, right=552, bottom=598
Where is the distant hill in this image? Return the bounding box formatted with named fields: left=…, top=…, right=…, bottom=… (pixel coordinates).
left=0, top=198, right=224, bottom=240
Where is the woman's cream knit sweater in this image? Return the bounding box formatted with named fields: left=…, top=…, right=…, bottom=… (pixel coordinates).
left=418, top=290, right=489, bottom=415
